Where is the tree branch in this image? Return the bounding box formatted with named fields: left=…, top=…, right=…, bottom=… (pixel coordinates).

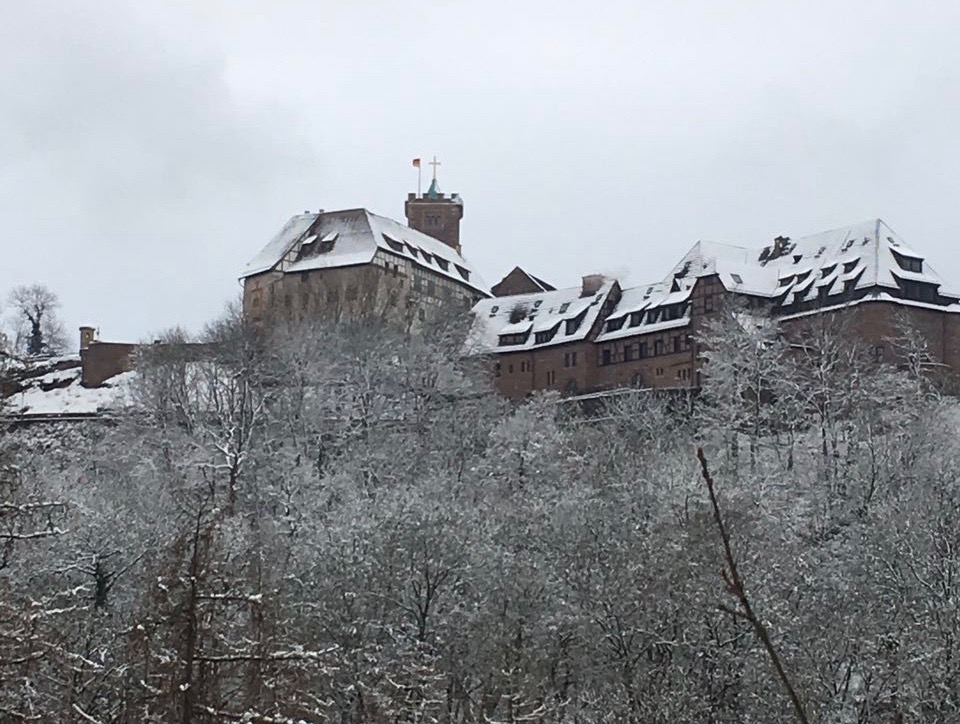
left=696, top=447, right=810, bottom=724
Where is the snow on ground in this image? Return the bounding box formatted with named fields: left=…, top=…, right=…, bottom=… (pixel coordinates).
left=4, top=368, right=136, bottom=416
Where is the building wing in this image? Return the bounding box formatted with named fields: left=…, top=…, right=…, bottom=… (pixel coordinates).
left=239, top=208, right=490, bottom=296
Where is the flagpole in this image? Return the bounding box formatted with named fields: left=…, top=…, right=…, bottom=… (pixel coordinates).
left=418, top=165, right=421, bottom=198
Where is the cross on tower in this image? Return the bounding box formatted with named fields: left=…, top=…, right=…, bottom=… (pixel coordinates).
left=429, top=155, right=441, bottom=181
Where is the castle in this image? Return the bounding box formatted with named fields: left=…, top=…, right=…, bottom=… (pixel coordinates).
left=65, top=167, right=960, bottom=402
left=239, top=169, right=960, bottom=399
left=239, top=178, right=487, bottom=331
left=472, top=220, right=960, bottom=398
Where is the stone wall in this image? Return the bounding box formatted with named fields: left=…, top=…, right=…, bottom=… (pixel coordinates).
left=80, top=342, right=138, bottom=387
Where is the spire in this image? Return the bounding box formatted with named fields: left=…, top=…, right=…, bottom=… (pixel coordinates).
left=426, top=177, right=441, bottom=199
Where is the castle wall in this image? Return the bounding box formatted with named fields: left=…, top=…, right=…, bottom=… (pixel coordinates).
left=80, top=342, right=138, bottom=387
left=243, top=255, right=481, bottom=334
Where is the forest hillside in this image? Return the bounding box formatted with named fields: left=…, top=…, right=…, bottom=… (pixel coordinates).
left=1, top=308, right=957, bottom=723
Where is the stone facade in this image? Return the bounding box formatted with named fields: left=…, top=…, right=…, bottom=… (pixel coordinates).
left=78, top=326, right=137, bottom=388
left=475, top=219, right=960, bottom=400
left=404, top=187, right=464, bottom=253
left=241, top=205, right=487, bottom=333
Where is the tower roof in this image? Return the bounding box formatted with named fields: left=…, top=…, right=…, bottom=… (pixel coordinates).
left=426, top=178, right=442, bottom=199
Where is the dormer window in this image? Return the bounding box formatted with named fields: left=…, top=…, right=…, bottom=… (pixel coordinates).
left=565, top=310, right=587, bottom=335
left=317, top=231, right=338, bottom=254
left=730, top=273, right=743, bottom=285
left=899, top=279, right=936, bottom=302
left=629, top=311, right=643, bottom=327
left=606, top=317, right=625, bottom=332
left=382, top=234, right=405, bottom=253
left=535, top=326, right=559, bottom=344
left=842, top=259, right=859, bottom=274
left=455, top=264, right=471, bottom=281
left=778, top=275, right=793, bottom=287
left=498, top=331, right=530, bottom=346
left=892, top=249, right=923, bottom=273
left=820, top=264, right=836, bottom=278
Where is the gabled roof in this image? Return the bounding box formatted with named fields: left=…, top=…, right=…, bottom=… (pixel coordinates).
left=678, top=219, right=956, bottom=301
left=491, top=266, right=556, bottom=296
left=467, top=281, right=617, bottom=353
left=240, top=208, right=489, bottom=295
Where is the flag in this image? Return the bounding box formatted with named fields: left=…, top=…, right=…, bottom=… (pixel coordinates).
left=412, top=158, right=421, bottom=168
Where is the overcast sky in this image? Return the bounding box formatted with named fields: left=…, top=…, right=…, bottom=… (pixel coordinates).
left=3, top=0, right=960, bottom=343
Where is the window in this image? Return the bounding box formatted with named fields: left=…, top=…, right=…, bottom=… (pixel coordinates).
left=730, top=273, right=743, bottom=284
left=871, top=344, right=884, bottom=362
left=535, top=325, right=558, bottom=344
left=498, top=332, right=529, bottom=346
left=559, top=302, right=570, bottom=313
left=820, top=264, right=836, bottom=278
left=629, top=311, right=642, bottom=327
left=494, top=362, right=501, bottom=377
left=317, top=232, right=338, bottom=254
left=900, top=280, right=937, bottom=302
left=624, top=344, right=636, bottom=361
left=455, top=265, right=471, bottom=281
left=508, top=364, right=514, bottom=374
left=704, top=295, right=714, bottom=313
left=665, top=304, right=684, bottom=320
left=566, top=311, right=586, bottom=335
left=563, top=351, right=578, bottom=368
left=655, top=367, right=664, bottom=377
left=606, top=317, right=625, bottom=332
left=601, top=348, right=612, bottom=366
left=893, top=250, right=923, bottom=273
left=654, top=339, right=664, bottom=356
left=843, top=260, right=860, bottom=274
left=546, top=370, right=557, bottom=384
left=672, top=336, right=681, bottom=353
left=638, top=342, right=648, bottom=358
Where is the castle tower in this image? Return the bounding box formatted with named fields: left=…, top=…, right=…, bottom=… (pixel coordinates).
left=405, top=156, right=464, bottom=254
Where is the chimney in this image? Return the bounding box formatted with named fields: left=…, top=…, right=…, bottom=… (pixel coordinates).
left=580, top=274, right=605, bottom=297
left=79, top=326, right=96, bottom=352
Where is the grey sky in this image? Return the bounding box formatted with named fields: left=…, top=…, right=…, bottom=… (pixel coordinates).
left=3, top=0, right=960, bottom=343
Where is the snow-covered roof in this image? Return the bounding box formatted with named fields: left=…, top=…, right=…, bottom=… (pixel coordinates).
left=467, top=281, right=616, bottom=353
left=240, top=208, right=489, bottom=295
left=680, top=219, right=956, bottom=301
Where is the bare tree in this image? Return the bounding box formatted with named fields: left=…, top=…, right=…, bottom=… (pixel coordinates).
left=7, top=284, right=67, bottom=356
